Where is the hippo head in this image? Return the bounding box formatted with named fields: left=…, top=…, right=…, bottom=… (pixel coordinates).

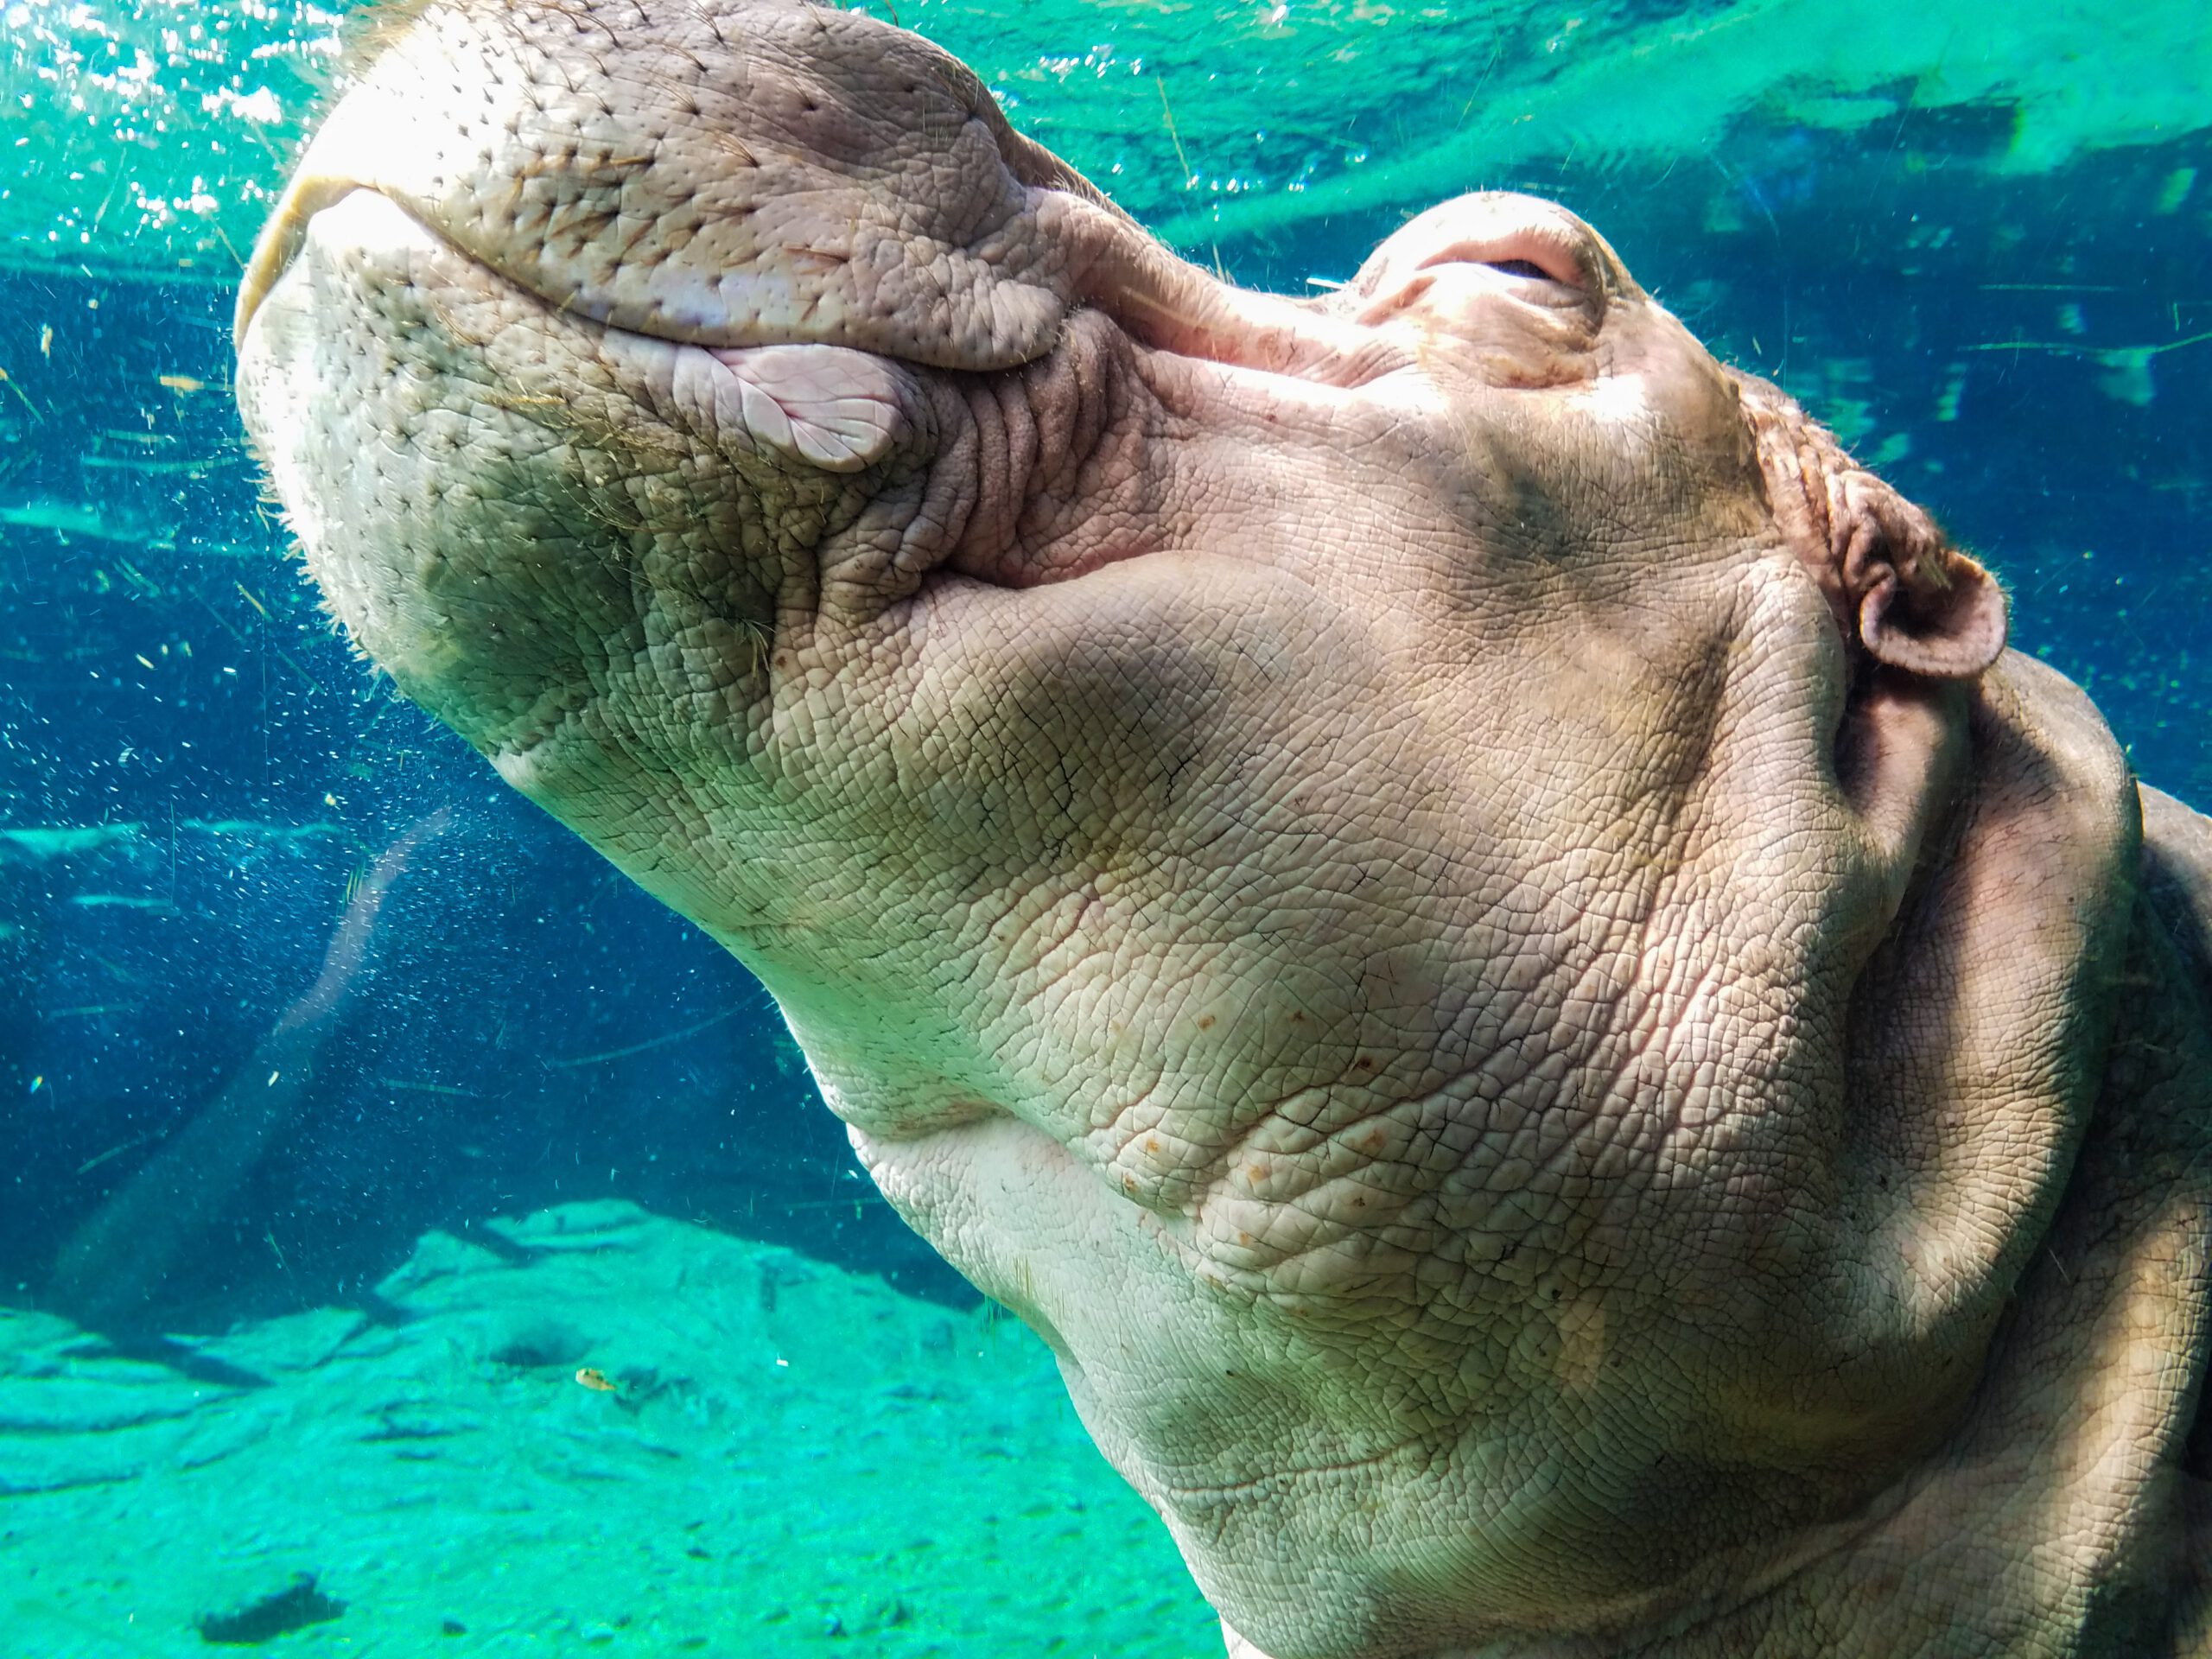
left=235, top=3, right=2171, bottom=1654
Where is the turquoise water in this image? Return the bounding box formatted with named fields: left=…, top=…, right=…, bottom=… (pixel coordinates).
left=2, top=1, right=2209, bottom=1653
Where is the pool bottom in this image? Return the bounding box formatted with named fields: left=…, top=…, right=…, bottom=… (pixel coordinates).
left=0, top=1199, right=1215, bottom=1657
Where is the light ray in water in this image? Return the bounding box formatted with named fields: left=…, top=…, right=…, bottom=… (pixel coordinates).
left=541, top=1007, right=742, bottom=1070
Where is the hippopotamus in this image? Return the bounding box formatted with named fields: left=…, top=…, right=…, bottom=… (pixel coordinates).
left=230, top=3, right=2212, bottom=1652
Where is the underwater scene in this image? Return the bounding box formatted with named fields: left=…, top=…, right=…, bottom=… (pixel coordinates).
left=3, top=0, right=2210, bottom=1655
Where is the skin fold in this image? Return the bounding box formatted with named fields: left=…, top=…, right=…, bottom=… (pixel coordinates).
left=231, top=3, right=2212, bottom=1652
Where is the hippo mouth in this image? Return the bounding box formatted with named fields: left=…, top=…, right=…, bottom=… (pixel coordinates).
left=226, top=82, right=1388, bottom=434
left=231, top=181, right=1384, bottom=397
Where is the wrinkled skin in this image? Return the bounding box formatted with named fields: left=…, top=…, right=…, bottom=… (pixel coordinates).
left=232, top=3, right=2212, bottom=1653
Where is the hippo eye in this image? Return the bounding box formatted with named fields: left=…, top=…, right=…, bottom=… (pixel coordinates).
left=1417, top=238, right=1588, bottom=292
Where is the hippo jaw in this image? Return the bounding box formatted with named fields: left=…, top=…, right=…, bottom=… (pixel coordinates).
left=235, top=3, right=2151, bottom=1656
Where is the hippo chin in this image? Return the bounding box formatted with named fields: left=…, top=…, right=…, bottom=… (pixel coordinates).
left=232, top=3, right=2212, bottom=1653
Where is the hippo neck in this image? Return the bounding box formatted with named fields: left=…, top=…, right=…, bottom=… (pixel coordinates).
left=1622, top=852, right=2212, bottom=1659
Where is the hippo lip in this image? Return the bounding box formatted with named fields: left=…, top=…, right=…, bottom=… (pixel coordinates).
left=232, top=173, right=1399, bottom=399
left=234, top=178, right=373, bottom=350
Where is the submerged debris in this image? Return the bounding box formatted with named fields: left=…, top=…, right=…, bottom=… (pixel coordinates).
left=194, top=1573, right=346, bottom=1645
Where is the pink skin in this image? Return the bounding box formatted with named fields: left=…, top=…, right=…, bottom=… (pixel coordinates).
left=233, top=4, right=2212, bottom=1655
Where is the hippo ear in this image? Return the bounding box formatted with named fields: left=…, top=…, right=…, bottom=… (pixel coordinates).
left=1830, top=468, right=2008, bottom=677
left=1734, top=372, right=2007, bottom=679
